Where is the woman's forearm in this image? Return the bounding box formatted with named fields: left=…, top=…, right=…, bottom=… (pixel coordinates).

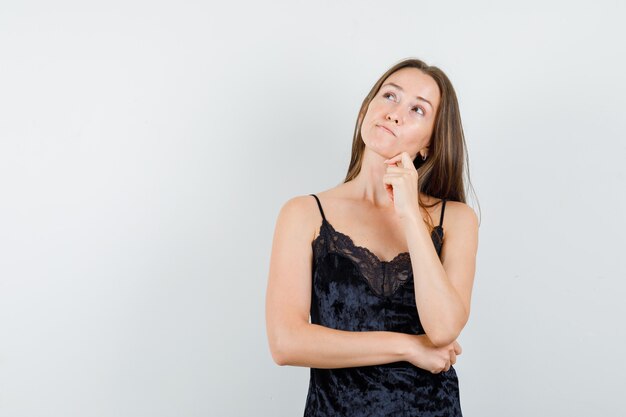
left=273, top=322, right=412, bottom=369
left=402, top=213, right=467, bottom=346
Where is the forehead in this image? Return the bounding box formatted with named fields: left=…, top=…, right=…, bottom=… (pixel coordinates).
left=382, top=67, right=440, bottom=109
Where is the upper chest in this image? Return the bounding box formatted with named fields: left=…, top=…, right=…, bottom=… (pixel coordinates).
left=312, top=198, right=444, bottom=263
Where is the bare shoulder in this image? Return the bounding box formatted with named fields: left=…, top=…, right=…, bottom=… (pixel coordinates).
left=267, top=194, right=328, bottom=363
left=442, top=200, right=479, bottom=238
left=275, top=193, right=325, bottom=242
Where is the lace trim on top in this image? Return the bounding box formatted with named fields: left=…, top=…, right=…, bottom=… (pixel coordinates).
left=312, top=218, right=444, bottom=298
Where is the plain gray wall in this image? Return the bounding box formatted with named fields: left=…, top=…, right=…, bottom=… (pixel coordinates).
left=1, top=1, right=625, bottom=416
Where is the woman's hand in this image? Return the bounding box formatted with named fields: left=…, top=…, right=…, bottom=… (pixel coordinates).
left=404, top=334, right=462, bottom=374
left=382, top=152, right=419, bottom=221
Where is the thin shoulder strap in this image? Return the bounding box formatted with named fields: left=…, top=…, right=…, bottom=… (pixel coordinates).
left=309, top=194, right=326, bottom=221
left=439, top=198, right=447, bottom=227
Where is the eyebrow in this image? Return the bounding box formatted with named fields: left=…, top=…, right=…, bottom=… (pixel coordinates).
left=381, top=82, right=434, bottom=110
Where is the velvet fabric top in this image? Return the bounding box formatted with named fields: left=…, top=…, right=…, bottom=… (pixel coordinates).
left=303, top=194, right=462, bottom=417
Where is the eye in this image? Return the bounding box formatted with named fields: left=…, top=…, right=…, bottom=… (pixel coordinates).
left=412, top=106, right=425, bottom=116
left=382, top=91, right=425, bottom=116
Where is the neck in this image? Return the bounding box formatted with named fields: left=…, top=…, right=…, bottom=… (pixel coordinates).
left=347, top=149, right=407, bottom=208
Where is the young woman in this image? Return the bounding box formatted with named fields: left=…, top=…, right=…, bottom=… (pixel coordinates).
left=265, top=57, right=479, bottom=416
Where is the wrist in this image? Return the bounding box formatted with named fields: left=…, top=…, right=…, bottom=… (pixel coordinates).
left=400, top=207, right=419, bottom=225
left=396, top=333, right=421, bottom=361
left=401, top=209, right=427, bottom=235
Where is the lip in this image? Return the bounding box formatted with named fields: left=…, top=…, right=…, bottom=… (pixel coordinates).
left=377, top=124, right=396, bottom=137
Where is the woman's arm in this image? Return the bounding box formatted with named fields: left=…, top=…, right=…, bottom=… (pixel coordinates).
left=403, top=201, right=479, bottom=347
left=266, top=196, right=410, bottom=368
left=265, top=195, right=459, bottom=371
left=276, top=324, right=460, bottom=373
left=272, top=323, right=414, bottom=368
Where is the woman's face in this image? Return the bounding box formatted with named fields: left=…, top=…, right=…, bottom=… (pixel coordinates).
left=361, top=67, right=441, bottom=160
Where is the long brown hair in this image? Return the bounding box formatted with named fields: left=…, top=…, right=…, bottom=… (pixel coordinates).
left=344, top=57, right=480, bottom=229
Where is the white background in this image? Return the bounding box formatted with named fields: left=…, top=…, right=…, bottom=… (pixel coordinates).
left=1, top=1, right=625, bottom=416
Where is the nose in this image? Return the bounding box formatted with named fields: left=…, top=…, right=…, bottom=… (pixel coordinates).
left=386, top=114, right=399, bottom=124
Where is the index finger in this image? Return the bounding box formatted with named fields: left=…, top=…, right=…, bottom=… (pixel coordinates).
left=384, top=151, right=412, bottom=167
left=400, top=152, right=414, bottom=169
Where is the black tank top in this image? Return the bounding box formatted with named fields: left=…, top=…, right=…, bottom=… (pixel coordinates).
left=303, top=194, right=462, bottom=417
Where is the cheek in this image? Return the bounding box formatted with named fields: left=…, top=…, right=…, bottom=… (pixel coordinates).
left=364, top=104, right=377, bottom=118
left=403, top=125, right=430, bottom=146
left=361, top=109, right=377, bottom=127
left=411, top=120, right=433, bottom=135
left=404, top=123, right=422, bottom=136
left=365, top=100, right=385, bottom=116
